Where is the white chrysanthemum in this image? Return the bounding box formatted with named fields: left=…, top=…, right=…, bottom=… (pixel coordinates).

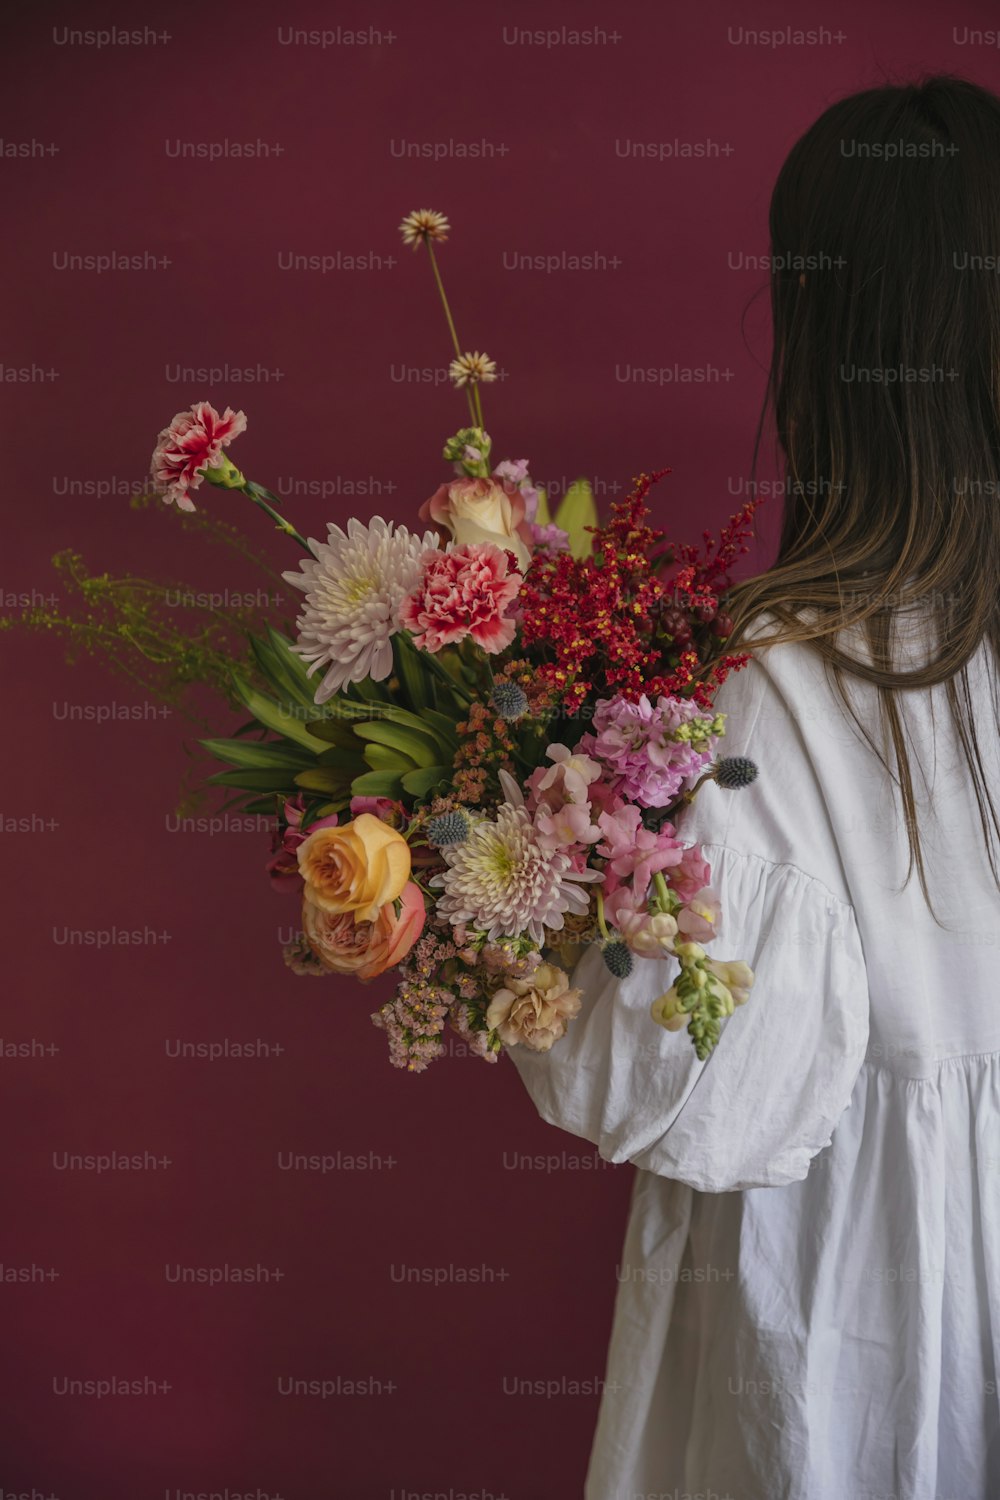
left=432, top=803, right=600, bottom=946
left=283, top=516, right=438, bottom=703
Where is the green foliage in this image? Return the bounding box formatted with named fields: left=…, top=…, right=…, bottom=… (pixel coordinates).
left=1, top=550, right=262, bottom=721
left=554, top=479, right=598, bottom=558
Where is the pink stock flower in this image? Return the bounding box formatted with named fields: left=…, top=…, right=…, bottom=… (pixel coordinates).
left=578, top=694, right=720, bottom=808
left=266, top=797, right=339, bottom=893
left=492, top=458, right=540, bottom=524
left=596, top=805, right=685, bottom=900
left=399, top=543, right=522, bottom=655
left=529, top=521, right=570, bottom=552
left=150, top=401, right=247, bottom=511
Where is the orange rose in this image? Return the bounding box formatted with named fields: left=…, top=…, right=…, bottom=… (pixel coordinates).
left=302, top=881, right=426, bottom=980
left=297, top=814, right=411, bottom=921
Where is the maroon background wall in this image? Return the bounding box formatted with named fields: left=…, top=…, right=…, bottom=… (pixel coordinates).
left=2, top=1, right=997, bottom=1495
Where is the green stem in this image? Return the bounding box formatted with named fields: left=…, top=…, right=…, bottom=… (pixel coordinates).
left=660, top=769, right=714, bottom=821
left=426, top=240, right=485, bottom=428
left=242, top=485, right=311, bottom=553
left=596, top=888, right=611, bottom=944
left=651, top=872, right=671, bottom=913
left=426, top=240, right=464, bottom=360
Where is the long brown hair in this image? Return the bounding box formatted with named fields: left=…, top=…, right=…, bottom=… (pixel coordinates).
left=702, top=74, right=1000, bottom=916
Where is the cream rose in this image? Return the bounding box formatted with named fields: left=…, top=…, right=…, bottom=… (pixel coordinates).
left=486, top=962, right=582, bottom=1052
left=420, top=476, right=532, bottom=569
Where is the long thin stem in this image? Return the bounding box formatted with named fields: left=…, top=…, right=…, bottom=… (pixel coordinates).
left=243, top=485, right=311, bottom=553
left=596, top=888, right=611, bottom=943
left=426, top=241, right=463, bottom=360
left=426, top=240, right=484, bottom=430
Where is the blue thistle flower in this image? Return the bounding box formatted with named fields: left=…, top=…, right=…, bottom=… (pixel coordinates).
left=602, top=940, right=634, bottom=979
left=426, top=810, right=471, bottom=848
left=714, top=755, right=758, bottom=790
left=491, top=681, right=529, bottom=722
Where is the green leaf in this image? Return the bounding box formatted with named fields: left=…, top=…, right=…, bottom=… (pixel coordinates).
left=554, top=478, right=598, bottom=559
left=248, top=628, right=321, bottom=711
left=295, top=767, right=354, bottom=795
left=393, top=634, right=431, bottom=712
left=304, top=705, right=373, bottom=736
left=316, top=746, right=366, bottom=771
left=363, top=743, right=417, bottom=773
left=233, top=677, right=328, bottom=751
left=350, top=770, right=405, bottom=799
left=534, top=485, right=552, bottom=526
left=200, top=736, right=313, bottom=771
left=208, top=768, right=300, bottom=792
left=400, top=765, right=448, bottom=797
left=243, top=795, right=281, bottom=815
left=353, top=719, right=439, bottom=768
left=347, top=674, right=392, bottom=704
left=419, top=708, right=461, bottom=753
left=310, top=701, right=451, bottom=756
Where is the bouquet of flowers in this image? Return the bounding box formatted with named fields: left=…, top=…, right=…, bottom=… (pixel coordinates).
left=26, top=209, right=763, bottom=1072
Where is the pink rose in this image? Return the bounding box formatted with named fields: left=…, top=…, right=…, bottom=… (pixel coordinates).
left=302, top=881, right=426, bottom=980
left=419, top=476, right=533, bottom=569
left=399, top=543, right=522, bottom=655
left=150, top=401, right=247, bottom=511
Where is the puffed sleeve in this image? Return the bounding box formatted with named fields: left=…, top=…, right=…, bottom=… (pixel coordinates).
left=507, top=845, right=870, bottom=1191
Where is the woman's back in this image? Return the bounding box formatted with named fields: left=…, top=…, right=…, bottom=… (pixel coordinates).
left=509, top=611, right=1000, bottom=1499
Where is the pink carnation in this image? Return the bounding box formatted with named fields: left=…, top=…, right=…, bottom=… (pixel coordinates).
left=399, top=543, right=522, bottom=655
left=151, top=401, right=247, bottom=511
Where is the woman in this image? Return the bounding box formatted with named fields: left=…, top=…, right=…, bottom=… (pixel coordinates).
left=509, top=75, right=1000, bottom=1499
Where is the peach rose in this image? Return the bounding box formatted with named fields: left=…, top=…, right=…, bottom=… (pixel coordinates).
left=303, top=881, right=426, bottom=980
left=486, top=962, right=582, bottom=1052
left=419, top=476, right=532, bottom=570
left=297, top=814, right=411, bottom=922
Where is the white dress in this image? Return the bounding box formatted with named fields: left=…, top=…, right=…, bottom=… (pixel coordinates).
left=509, top=609, right=1000, bottom=1500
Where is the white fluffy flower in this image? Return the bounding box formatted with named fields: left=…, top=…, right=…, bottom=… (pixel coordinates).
left=432, top=801, right=601, bottom=946
left=283, top=516, right=439, bottom=703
